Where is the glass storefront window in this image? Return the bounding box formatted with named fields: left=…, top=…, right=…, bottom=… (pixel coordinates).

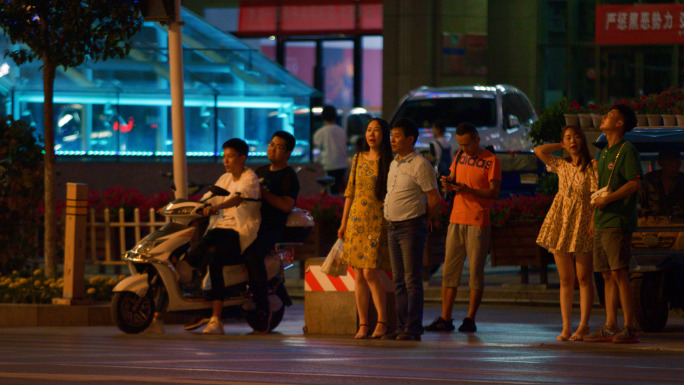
left=362, top=36, right=382, bottom=111
left=285, top=41, right=316, bottom=87
left=322, top=40, right=354, bottom=108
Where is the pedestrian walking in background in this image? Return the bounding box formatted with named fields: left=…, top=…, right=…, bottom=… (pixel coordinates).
left=382, top=118, right=441, bottom=341
left=425, top=120, right=452, bottom=178
left=534, top=125, right=598, bottom=341
left=425, top=123, right=501, bottom=334
left=313, top=105, right=348, bottom=194
left=585, top=104, right=643, bottom=344
left=338, top=118, right=393, bottom=339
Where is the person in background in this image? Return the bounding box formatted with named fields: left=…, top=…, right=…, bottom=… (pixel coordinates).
left=426, top=120, right=452, bottom=178
left=338, top=118, right=393, bottom=339
left=585, top=104, right=642, bottom=344
left=638, top=149, right=684, bottom=218
left=424, top=123, right=501, bottom=334
left=313, top=105, right=348, bottom=194
left=382, top=118, right=441, bottom=341
left=534, top=125, right=597, bottom=341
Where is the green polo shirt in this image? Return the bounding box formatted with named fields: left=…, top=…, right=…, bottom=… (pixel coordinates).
left=594, top=140, right=642, bottom=232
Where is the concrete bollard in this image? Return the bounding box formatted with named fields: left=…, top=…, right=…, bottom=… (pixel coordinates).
left=53, top=183, right=92, bottom=305
left=303, top=257, right=396, bottom=335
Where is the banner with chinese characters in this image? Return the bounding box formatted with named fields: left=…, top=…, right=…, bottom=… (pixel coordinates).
left=596, top=4, right=684, bottom=45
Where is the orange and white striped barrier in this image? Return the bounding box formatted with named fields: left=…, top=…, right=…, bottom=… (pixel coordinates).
left=305, top=265, right=394, bottom=292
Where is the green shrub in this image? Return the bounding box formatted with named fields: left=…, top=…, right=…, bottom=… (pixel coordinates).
left=0, top=269, right=124, bottom=304
left=0, top=117, right=44, bottom=274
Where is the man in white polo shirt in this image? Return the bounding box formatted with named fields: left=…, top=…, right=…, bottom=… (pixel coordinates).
left=382, top=118, right=441, bottom=341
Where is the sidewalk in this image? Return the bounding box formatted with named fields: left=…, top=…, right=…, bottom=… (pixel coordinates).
left=0, top=260, right=571, bottom=328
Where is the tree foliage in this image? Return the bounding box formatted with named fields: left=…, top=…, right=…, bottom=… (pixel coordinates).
left=0, top=0, right=144, bottom=276
left=0, top=117, right=44, bottom=274
left=0, top=1, right=144, bottom=69
left=528, top=98, right=568, bottom=146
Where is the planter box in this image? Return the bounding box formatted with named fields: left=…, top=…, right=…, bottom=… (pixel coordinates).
left=490, top=221, right=554, bottom=284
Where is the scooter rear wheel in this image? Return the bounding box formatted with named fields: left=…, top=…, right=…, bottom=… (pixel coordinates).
left=111, top=291, right=155, bottom=334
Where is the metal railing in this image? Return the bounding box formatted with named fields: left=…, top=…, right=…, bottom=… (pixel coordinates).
left=86, top=208, right=169, bottom=265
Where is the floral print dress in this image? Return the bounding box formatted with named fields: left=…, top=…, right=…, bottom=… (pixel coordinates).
left=341, top=154, right=391, bottom=270
left=537, top=156, right=598, bottom=254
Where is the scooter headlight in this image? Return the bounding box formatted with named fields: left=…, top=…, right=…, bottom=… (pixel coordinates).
left=168, top=206, right=194, bottom=215
left=131, top=239, right=165, bottom=258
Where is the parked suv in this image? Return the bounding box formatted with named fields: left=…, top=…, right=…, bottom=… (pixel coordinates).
left=595, top=128, right=684, bottom=332
left=389, top=84, right=538, bottom=152
left=390, top=84, right=541, bottom=197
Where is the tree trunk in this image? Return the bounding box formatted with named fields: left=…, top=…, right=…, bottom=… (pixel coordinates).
left=43, top=60, right=57, bottom=277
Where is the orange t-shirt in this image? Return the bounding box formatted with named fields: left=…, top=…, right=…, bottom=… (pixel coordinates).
left=449, top=150, right=501, bottom=226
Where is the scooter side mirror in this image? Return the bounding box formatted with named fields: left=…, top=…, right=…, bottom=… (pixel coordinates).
left=209, top=185, right=230, bottom=196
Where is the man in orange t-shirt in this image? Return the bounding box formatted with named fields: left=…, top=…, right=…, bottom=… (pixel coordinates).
left=424, top=123, right=501, bottom=334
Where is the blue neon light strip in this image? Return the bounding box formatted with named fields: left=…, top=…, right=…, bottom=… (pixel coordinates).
left=55, top=151, right=304, bottom=157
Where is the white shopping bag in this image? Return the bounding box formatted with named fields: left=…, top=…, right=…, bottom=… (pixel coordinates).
left=320, top=238, right=347, bottom=277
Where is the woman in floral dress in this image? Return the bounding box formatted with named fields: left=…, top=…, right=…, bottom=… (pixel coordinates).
left=535, top=125, right=598, bottom=341
left=337, top=118, right=393, bottom=339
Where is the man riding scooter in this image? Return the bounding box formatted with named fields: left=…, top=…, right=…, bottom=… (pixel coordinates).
left=145, top=138, right=261, bottom=335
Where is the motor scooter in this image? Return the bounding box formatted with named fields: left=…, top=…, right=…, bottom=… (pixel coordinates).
left=111, top=185, right=314, bottom=334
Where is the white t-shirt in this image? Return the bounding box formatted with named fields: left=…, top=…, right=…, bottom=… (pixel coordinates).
left=205, top=168, right=261, bottom=252
left=313, top=124, right=348, bottom=171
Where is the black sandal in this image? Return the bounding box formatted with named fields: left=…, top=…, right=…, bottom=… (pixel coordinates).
left=355, top=324, right=370, bottom=339
left=371, top=321, right=388, bottom=339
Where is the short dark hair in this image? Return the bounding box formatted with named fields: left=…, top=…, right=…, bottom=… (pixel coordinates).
left=610, top=104, right=637, bottom=133
left=392, top=118, right=419, bottom=144
left=322, top=105, right=337, bottom=122
left=455, top=122, right=479, bottom=137
left=271, top=130, right=296, bottom=152
left=222, top=138, right=249, bottom=156
left=432, top=120, right=446, bottom=134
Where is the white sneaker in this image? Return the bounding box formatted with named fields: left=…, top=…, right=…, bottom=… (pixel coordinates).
left=143, top=318, right=165, bottom=334
left=202, top=316, right=225, bottom=335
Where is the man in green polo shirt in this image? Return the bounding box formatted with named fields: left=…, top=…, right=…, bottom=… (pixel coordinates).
left=585, top=104, right=642, bottom=344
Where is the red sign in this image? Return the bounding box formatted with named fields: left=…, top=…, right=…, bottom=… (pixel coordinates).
left=238, top=4, right=277, bottom=33
left=281, top=4, right=355, bottom=32
left=238, top=0, right=382, bottom=36
left=596, top=4, right=684, bottom=45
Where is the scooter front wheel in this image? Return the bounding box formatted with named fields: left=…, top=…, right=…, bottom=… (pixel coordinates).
left=111, top=291, right=155, bottom=334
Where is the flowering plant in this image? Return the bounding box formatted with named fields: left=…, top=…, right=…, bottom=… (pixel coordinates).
left=295, top=193, right=345, bottom=223
left=0, top=269, right=125, bottom=304
left=431, top=199, right=452, bottom=231
left=568, top=100, right=586, bottom=113
left=489, top=194, right=554, bottom=228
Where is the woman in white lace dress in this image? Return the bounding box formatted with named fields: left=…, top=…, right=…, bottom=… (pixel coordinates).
left=535, top=125, right=598, bottom=341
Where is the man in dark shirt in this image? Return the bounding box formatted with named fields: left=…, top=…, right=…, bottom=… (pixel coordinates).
left=244, top=130, right=300, bottom=333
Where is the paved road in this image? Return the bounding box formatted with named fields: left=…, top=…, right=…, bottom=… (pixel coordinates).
left=1, top=302, right=683, bottom=384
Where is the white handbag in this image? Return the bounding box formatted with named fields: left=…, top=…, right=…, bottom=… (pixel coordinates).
left=320, top=238, right=347, bottom=277
left=591, top=142, right=626, bottom=206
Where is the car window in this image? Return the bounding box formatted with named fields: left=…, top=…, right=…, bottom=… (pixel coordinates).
left=393, top=97, right=497, bottom=128
left=502, top=93, right=534, bottom=128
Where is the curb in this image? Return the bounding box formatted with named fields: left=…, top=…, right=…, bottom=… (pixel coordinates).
left=0, top=281, right=573, bottom=328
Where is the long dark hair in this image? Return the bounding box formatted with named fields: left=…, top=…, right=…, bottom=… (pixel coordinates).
left=561, top=125, right=591, bottom=171
left=362, top=118, right=393, bottom=202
